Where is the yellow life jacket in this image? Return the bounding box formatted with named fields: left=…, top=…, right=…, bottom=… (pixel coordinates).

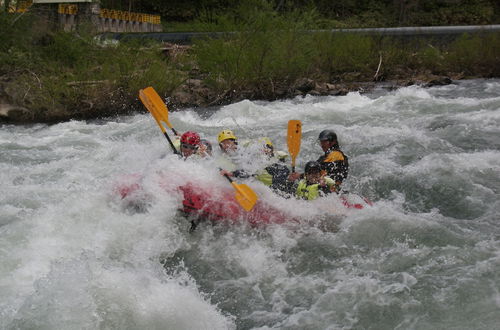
left=255, top=169, right=273, bottom=186
left=324, top=150, right=344, bottom=162
left=318, top=149, right=349, bottom=184
left=296, top=177, right=335, bottom=200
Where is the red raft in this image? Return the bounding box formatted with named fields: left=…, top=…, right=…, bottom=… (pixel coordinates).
left=178, top=183, right=294, bottom=226
left=115, top=175, right=370, bottom=227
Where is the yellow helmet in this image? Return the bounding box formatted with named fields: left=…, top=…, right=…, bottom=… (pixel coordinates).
left=217, top=130, right=237, bottom=143
left=259, top=137, right=273, bottom=148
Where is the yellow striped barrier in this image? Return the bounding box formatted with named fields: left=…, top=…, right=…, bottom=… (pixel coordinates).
left=9, top=2, right=160, bottom=25
left=99, top=8, right=160, bottom=24
left=58, top=4, right=77, bottom=15
left=10, top=0, right=32, bottom=13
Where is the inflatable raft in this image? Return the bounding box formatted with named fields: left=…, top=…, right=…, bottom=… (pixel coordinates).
left=114, top=174, right=371, bottom=227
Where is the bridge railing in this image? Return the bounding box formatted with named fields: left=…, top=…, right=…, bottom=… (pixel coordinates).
left=98, top=8, right=160, bottom=25
left=8, top=1, right=162, bottom=32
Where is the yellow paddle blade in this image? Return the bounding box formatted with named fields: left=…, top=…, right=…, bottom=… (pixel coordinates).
left=287, top=120, right=302, bottom=167
left=139, top=88, right=167, bottom=133
left=231, top=182, right=258, bottom=211
left=139, top=89, right=180, bottom=155
left=141, top=86, right=174, bottom=129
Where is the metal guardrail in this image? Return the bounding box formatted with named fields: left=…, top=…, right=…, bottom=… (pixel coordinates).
left=328, top=25, right=500, bottom=35
left=99, top=25, right=500, bottom=44
left=101, top=25, right=500, bottom=43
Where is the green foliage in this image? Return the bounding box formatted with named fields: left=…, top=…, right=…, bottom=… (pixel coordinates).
left=311, top=33, right=377, bottom=81
left=0, top=13, right=26, bottom=52
left=2, top=2, right=500, bottom=121
left=39, top=32, right=93, bottom=68
left=0, top=13, right=37, bottom=71
left=0, top=12, right=184, bottom=116
left=193, top=3, right=317, bottom=94
left=445, top=33, right=500, bottom=77
left=123, top=0, right=500, bottom=30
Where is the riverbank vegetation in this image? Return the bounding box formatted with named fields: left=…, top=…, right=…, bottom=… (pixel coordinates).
left=191, top=3, right=500, bottom=99
left=1, top=0, right=500, bottom=123
left=100, top=0, right=500, bottom=29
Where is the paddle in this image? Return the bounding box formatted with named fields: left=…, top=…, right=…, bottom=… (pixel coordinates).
left=222, top=173, right=258, bottom=212
left=139, top=88, right=180, bottom=155
left=287, top=120, right=302, bottom=172
left=141, top=86, right=179, bottom=136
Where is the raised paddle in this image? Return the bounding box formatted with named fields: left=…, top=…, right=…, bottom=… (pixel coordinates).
left=141, top=86, right=179, bottom=136
left=139, top=88, right=180, bottom=155
left=287, top=120, right=302, bottom=172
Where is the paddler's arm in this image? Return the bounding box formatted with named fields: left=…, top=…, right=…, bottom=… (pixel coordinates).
left=219, top=169, right=251, bottom=179
left=233, top=169, right=251, bottom=178
left=321, top=177, right=339, bottom=195
left=172, top=136, right=181, bottom=153
left=287, top=172, right=303, bottom=182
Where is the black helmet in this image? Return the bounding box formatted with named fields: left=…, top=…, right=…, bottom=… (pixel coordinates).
left=318, top=130, right=337, bottom=142
left=304, top=161, right=322, bottom=174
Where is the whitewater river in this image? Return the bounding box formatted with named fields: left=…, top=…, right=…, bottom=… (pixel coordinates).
left=1, top=79, right=499, bottom=329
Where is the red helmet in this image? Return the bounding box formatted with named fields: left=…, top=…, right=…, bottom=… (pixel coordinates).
left=180, top=131, right=201, bottom=146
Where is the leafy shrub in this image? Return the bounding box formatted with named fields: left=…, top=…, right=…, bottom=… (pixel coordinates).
left=445, top=33, right=500, bottom=77
left=193, top=4, right=316, bottom=94
left=311, top=32, right=377, bottom=81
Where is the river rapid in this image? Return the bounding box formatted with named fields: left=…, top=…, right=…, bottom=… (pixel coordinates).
left=1, top=79, right=499, bottom=329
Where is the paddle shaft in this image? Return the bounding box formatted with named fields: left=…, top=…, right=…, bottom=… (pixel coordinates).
left=162, top=131, right=180, bottom=155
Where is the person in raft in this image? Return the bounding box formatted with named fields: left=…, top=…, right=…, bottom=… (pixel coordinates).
left=179, top=131, right=201, bottom=159
left=254, top=137, right=292, bottom=195
left=217, top=129, right=250, bottom=178
left=198, top=139, right=213, bottom=157
left=289, top=129, right=349, bottom=192
left=295, top=161, right=336, bottom=200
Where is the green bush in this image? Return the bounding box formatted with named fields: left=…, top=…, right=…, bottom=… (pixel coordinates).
left=311, top=32, right=377, bottom=81
left=445, top=33, right=500, bottom=77
left=1, top=12, right=185, bottom=117
left=193, top=4, right=317, bottom=94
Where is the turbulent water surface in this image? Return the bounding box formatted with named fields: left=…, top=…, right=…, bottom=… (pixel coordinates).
left=1, top=79, right=499, bottom=329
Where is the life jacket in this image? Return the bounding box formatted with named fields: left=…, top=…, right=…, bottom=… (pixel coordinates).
left=255, top=161, right=291, bottom=192
left=296, top=177, right=335, bottom=200
left=267, top=162, right=291, bottom=192
left=317, top=148, right=349, bottom=184
left=255, top=169, right=272, bottom=186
